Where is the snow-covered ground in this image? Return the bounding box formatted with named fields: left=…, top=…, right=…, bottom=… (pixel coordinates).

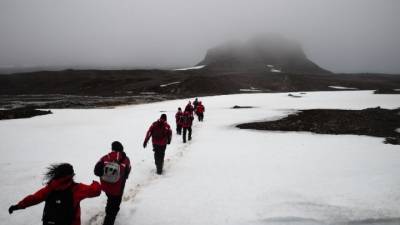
left=1, top=91, right=400, bottom=225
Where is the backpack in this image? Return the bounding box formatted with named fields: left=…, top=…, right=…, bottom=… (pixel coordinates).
left=42, top=186, right=75, bottom=225
left=181, top=114, right=188, bottom=124
left=102, top=161, right=121, bottom=183
left=182, top=113, right=192, bottom=125
left=152, top=121, right=166, bottom=139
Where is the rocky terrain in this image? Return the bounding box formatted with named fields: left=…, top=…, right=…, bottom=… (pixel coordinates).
left=0, top=106, right=52, bottom=120
left=237, top=107, right=400, bottom=145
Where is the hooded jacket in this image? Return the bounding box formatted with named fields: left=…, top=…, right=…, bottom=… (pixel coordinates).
left=184, top=103, right=194, bottom=115
left=16, top=176, right=101, bottom=225
left=144, top=119, right=172, bottom=146
left=196, top=103, right=205, bottom=114
left=175, top=111, right=183, bottom=125
left=182, top=111, right=194, bottom=128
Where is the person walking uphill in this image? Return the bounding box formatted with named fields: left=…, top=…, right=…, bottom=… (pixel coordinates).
left=8, top=163, right=101, bottom=225
left=193, top=98, right=199, bottom=109
left=175, top=107, right=183, bottom=135
left=143, top=114, right=172, bottom=175
left=94, top=141, right=131, bottom=225
left=195, top=101, right=205, bottom=122
left=185, top=101, right=194, bottom=115
left=182, top=109, right=194, bottom=143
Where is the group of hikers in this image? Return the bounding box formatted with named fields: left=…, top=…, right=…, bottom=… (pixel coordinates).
left=144, top=98, right=205, bottom=174
left=8, top=98, right=205, bottom=225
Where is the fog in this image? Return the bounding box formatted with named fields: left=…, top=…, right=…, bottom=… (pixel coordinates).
left=0, top=0, right=399, bottom=73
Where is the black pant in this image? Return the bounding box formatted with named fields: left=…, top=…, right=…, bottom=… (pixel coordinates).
left=103, top=194, right=122, bottom=225
left=153, top=145, right=166, bottom=174
left=183, top=127, right=192, bottom=143
left=198, top=113, right=204, bottom=121
left=176, top=124, right=182, bottom=135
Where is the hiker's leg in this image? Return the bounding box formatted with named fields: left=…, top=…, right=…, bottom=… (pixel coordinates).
left=154, top=145, right=165, bottom=174
left=103, top=195, right=122, bottom=225
left=153, top=145, right=160, bottom=172
left=183, top=128, right=187, bottom=143
left=158, top=146, right=166, bottom=174
left=188, top=127, right=192, bottom=140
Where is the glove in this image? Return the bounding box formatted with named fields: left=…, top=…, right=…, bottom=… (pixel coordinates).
left=143, top=142, right=147, bottom=148
left=94, top=161, right=104, bottom=177
left=8, top=205, right=20, bottom=214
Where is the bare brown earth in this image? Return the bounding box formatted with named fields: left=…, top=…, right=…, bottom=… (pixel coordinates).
left=237, top=107, right=400, bottom=145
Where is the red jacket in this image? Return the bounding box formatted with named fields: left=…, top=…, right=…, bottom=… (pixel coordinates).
left=97, top=151, right=131, bottom=196
left=185, top=103, right=194, bottom=115
left=196, top=104, right=205, bottom=113
left=17, top=177, right=101, bottom=225
left=175, top=111, right=183, bottom=125
left=144, top=119, right=172, bottom=146
left=182, top=111, right=194, bottom=128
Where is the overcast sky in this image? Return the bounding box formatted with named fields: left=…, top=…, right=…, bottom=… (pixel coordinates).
left=0, top=0, right=399, bottom=73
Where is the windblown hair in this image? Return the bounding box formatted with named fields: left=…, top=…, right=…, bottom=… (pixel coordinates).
left=44, top=163, right=74, bottom=184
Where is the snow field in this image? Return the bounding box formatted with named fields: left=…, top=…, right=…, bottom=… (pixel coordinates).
left=0, top=91, right=399, bottom=225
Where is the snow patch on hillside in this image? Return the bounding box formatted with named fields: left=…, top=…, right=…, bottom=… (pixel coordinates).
left=267, top=65, right=281, bottom=73
left=329, top=86, right=358, bottom=90
left=174, top=65, right=205, bottom=71
left=271, top=69, right=282, bottom=73
left=240, top=87, right=262, bottom=92
left=160, top=82, right=181, bottom=87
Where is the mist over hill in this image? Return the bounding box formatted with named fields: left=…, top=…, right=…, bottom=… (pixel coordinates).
left=197, top=34, right=330, bottom=74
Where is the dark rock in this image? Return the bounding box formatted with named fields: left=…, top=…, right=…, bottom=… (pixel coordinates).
left=288, top=93, right=302, bottom=98
left=374, top=89, right=400, bottom=94
left=237, top=107, right=400, bottom=145
left=232, top=105, right=254, bottom=109
left=0, top=107, right=52, bottom=120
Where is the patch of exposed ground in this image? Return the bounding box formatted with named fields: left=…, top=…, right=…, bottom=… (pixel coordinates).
left=0, top=107, right=52, bottom=120
left=237, top=107, right=400, bottom=145
left=232, top=105, right=255, bottom=109
left=0, top=94, right=173, bottom=109
left=374, top=88, right=400, bottom=94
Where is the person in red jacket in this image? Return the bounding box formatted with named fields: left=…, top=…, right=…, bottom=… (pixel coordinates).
left=8, top=163, right=101, bottom=225
left=184, top=101, right=194, bottom=115
left=195, top=101, right=205, bottom=122
left=143, top=114, right=172, bottom=175
left=182, top=109, right=194, bottom=143
left=175, top=107, right=183, bottom=135
left=94, top=141, right=131, bottom=225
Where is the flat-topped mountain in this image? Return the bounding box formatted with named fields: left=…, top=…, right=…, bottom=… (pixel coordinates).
left=197, top=34, right=330, bottom=74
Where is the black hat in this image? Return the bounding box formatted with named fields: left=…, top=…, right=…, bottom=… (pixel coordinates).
left=111, top=141, right=124, bottom=152
left=160, top=114, right=167, bottom=121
